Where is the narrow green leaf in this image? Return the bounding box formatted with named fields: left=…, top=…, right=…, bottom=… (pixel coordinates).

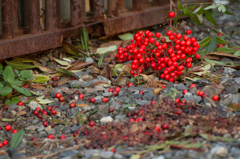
left=204, top=4, right=218, bottom=10
left=12, top=85, right=32, bottom=96
left=97, top=45, right=117, bottom=55
left=218, top=5, right=222, bottom=12
left=1, top=118, right=15, bottom=121
left=179, top=11, right=185, bottom=17
left=56, top=68, right=78, bottom=78
left=0, top=86, right=12, bottom=96
left=49, top=119, right=68, bottom=125
left=5, top=60, right=38, bottom=70
left=216, top=37, right=229, bottom=44
left=76, top=112, right=86, bottom=125
left=81, top=27, right=89, bottom=52
left=217, top=47, right=236, bottom=53
left=177, top=0, right=182, bottom=9
left=188, top=5, right=196, bottom=10
left=62, top=41, right=81, bottom=57
left=130, top=154, right=140, bottom=159
left=206, top=37, right=217, bottom=53
left=224, top=10, right=233, bottom=15
left=199, top=37, right=212, bottom=48
left=10, top=129, right=24, bottom=148
left=36, top=96, right=54, bottom=104
left=3, top=66, right=15, bottom=83
left=193, top=6, right=202, bottom=13
left=183, top=7, right=188, bottom=14
left=111, top=68, right=118, bottom=76
left=234, top=50, right=240, bottom=56
left=187, top=10, right=202, bottom=25
left=204, top=10, right=218, bottom=26
left=118, top=33, right=134, bottom=41
left=33, top=75, right=50, bottom=83
left=174, top=16, right=178, bottom=25
left=200, top=134, right=236, bottom=142
left=98, top=52, right=108, bottom=67
left=198, top=7, right=204, bottom=15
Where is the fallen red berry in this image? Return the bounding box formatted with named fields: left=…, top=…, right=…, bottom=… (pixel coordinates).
left=17, top=102, right=23, bottom=106
left=102, top=98, right=109, bottom=103
left=51, top=109, right=57, bottom=115
left=108, top=88, right=113, bottom=93
left=198, top=91, right=204, bottom=96
left=2, top=140, right=8, bottom=146
left=43, top=121, right=48, bottom=127
left=162, top=124, right=169, bottom=130
left=190, top=84, right=197, bottom=89
left=60, top=135, right=66, bottom=139
left=48, top=134, right=54, bottom=139
left=32, top=137, right=37, bottom=141
left=52, top=76, right=58, bottom=81
left=33, top=110, right=39, bottom=116
left=55, top=93, right=62, bottom=98
left=59, top=96, right=64, bottom=102
left=218, top=32, right=223, bottom=36
left=5, top=125, right=11, bottom=131
left=112, top=90, right=118, bottom=96
left=47, top=107, right=52, bottom=111
left=90, top=98, right=96, bottom=103
left=89, top=121, right=95, bottom=127
left=182, top=89, right=188, bottom=94
left=139, top=91, right=144, bottom=95
left=79, top=94, right=84, bottom=100
left=69, top=102, right=76, bottom=108
left=115, top=87, right=121, bottom=92
left=12, top=129, right=17, bottom=133
left=128, top=83, right=133, bottom=87
left=186, top=29, right=191, bottom=34
left=176, top=110, right=181, bottom=115
left=0, top=143, right=3, bottom=148
left=212, top=95, right=219, bottom=101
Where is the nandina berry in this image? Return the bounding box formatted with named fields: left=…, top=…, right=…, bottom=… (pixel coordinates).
left=69, top=102, right=76, bottom=108
left=198, top=91, right=204, bottom=96
left=102, top=98, right=109, bottom=103
left=195, top=54, right=200, bottom=59
left=212, top=95, right=219, bottom=101
left=110, top=148, right=116, bottom=153
left=168, top=11, right=175, bottom=18
left=47, top=106, right=52, bottom=111
left=32, top=137, right=37, bottom=141
left=0, top=143, right=2, bottom=148
left=23, top=85, right=29, bottom=88
left=2, top=140, right=8, bottom=146
left=38, top=114, right=42, bottom=119
left=108, top=107, right=114, bottom=113
left=52, top=76, right=58, bottom=81
left=59, top=96, right=64, bottom=102
left=217, top=44, right=224, bottom=48
left=33, top=110, right=39, bottom=116
left=5, top=125, right=11, bottom=131
left=182, top=89, right=188, bottom=94
left=42, top=110, right=48, bottom=115
left=155, top=32, right=161, bottom=38
left=176, top=110, right=181, bottom=115
left=154, top=126, right=161, bottom=133
left=55, top=92, right=62, bottom=98
left=17, top=102, right=23, bottom=106
left=108, top=88, right=113, bottom=93
left=128, top=83, right=133, bottom=87
left=51, top=109, right=57, bottom=115
left=150, top=100, right=156, bottom=105
left=162, top=124, right=169, bottom=130
left=12, top=129, right=17, bottom=133
left=79, top=93, right=84, bottom=100
left=75, top=90, right=80, bottom=95
left=90, top=98, right=96, bottom=103
left=52, top=81, right=58, bottom=87
left=115, top=87, right=121, bottom=92
left=48, top=134, right=54, bottom=139
left=175, top=98, right=180, bottom=103
left=43, top=121, right=48, bottom=127
left=89, top=121, right=95, bottom=127
left=139, top=91, right=144, bottom=95
left=190, top=84, right=197, bottom=89
left=112, top=90, right=118, bottom=96
left=186, top=29, right=191, bottom=34
left=60, top=135, right=66, bottom=139
left=218, top=32, right=223, bottom=36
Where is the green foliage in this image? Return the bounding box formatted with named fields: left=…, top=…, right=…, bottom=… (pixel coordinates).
left=0, top=65, right=33, bottom=97
left=10, top=129, right=24, bottom=148
left=81, top=27, right=89, bottom=52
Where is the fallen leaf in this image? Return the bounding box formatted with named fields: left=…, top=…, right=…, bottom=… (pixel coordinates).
left=200, top=134, right=236, bottom=142
left=123, top=63, right=132, bottom=74
left=97, top=45, right=117, bottom=55
left=85, top=87, right=106, bottom=94
left=130, top=124, right=139, bottom=133
left=31, top=84, right=46, bottom=90
left=48, top=56, right=69, bottom=66
left=36, top=96, right=53, bottom=104
left=76, top=103, right=88, bottom=107
left=227, top=103, right=240, bottom=111
left=68, top=61, right=94, bottom=71
left=58, top=78, right=70, bottom=86
left=105, top=65, right=114, bottom=86
left=61, top=87, right=75, bottom=94
left=62, top=41, right=82, bottom=57
left=190, top=66, right=204, bottom=72
left=100, top=41, right=122, bottom=48
left=5, top=60, right=38, bottom=70
left=91, top=81, right=107, bottom=87
left=33, top=75, right=50, bottom=83
left=154, top=88, right=162, bottom=96
left=206, top=96, right=217, bottom=107
left=118, top=33, right=133, bottom=41
left=206, top=51, right=240, bottom=59
left=56, top=68, right=78, bottom=78
left=15, top=111, right=27, bottom=116
left=32, top=61, right=52, bottom=73
left=116, top=73, right=124, bottom=83
left=0, top=106, right=3, bottom=121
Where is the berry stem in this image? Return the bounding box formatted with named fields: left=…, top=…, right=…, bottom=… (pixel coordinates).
left=170, top=0, right=172, bottom=29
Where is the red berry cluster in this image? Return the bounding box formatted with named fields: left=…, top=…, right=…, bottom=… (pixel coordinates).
left=116, top=30, right=200, bottom=82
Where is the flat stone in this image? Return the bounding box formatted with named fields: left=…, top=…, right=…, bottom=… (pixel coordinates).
left=132, top=93, right=143, bottom=98
left=189, top=87, right=197, bottom=95
left=113, top=153, right=125, bottom=159
left=226, top=85, right=238, bottom=94
left=59, top=105, right=69, bottom=111
left=25, top=126, right=38, bottom=131
left=109, top=102, right=121, bottom=110
left=28, top=101, right=42, bottom=110
left=37, top=125, right=45, bottom=131
left=196, top=79, right=211, bottom=87
left=8, top=104, right=19, bottom=111
left=219, top=94, right=233, bottom=106
left=136, top=100, right=151, bottom=105
left=202, top=85, right=223, bottom=98
left=60, top=150, right=78, bottom=158
left=183, top=93, right=202, bottom=104
left=220, top=77, right=233, bottom=84
left=174, top=83, right=188, bottom=91
left=89, top=110, right=108, bottom=121
left=118, top=77, right=129, bottom=86
left=97, top=76, right=111, bottom=84
left=234, top=77, right=240, bottom=84
left=99, top=151, right=113, bottom=159
left=102, top=92, right=113, bottom=97
left=100, top=116, right=113, bottom=124
left=210, top=146, right=228, bottom=158
left=142, top=91, right=155, bottom=101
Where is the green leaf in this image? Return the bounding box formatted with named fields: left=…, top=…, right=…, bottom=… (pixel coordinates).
left=12, top=85, right=31, bottom=96
left=49, top=119, right=68, bottom=125
left=170, top=88, right=181, bottom=94
left=11, top=81, right=23, bottom=86
left=193, top=6, right=202, bottom=13
left=118, top=33, right=133, bottom=41
left=224, top=10, right=233, bottom=15
left=1, top=118, right=15, bottom=121
left=216, top=37, right=229, bottom=44
left=56, top=68, right=78, bottom=78
left=188, top=5, right=196, bottom=10
left=218, top=4, right=226, bottom=13
left=217, top=47, right=236, bottom=53
left=0, top=86, right=12, bottom=96
left=5, top=61, right=38, bottom=70
left=204, top=4, right=218, bottom=10
left=114, top=64, right=123, bottom=69
left=36, top=96, right=54, bottom=104
left=3, top=66, right=15, bottom=83
left=130, top=154, right=140, bottom=159
left=111, top=68, right=118, bottom=76
left=234, top=50, right=240, bottom=56
left=0, top=82, right=3, bottom=88
left=62, top=41, right=81, bottom=57
left=96, top=45, right=117, bottom=55
left=206, top=37, right=217, bottom=53
left=199, top=37, right=212, bottom=48
left=204, top=59, right=229, bottom=65
left=10, top=129, right=24, bottom=148
left=5, top=97, right=19, bottom=105
left=98, top=52, right=108, bottom=67
left=187, top=10, right=202, bottom=25
left=204, top=10, right=218, bottom=26
left=183, top=7, right=188, bottom=14
left=179, top=11, right=185, bottom=17
left=81, top=27, right=89, bottom=52
left=20, top=70, right=34, bottom=81
left=198, top=48, right=206, bottom=55
left=200, top=134, right=236, bottom=142
left=174, top=16, right=178, bottom=25
left=177, top=0, right=182, bottom=9
left=52, top=58, right=69, bottom=66
left=33, top=75, right=50, bottom=83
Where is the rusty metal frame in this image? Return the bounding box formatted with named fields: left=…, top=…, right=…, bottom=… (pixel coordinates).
left=0, top=0, right=210, bottom=59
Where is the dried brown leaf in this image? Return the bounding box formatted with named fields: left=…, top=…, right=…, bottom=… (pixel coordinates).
left=72, top=116, right=78, bottom=124
left=61, top=87, right=75, bottom=94
left=100, top=41, right=123, bottom=48
left=0, top=106, right=3, bottom=121
left=91, top=81, right=107, bottom=87
left=201, top=55, right=221, bottom=61
left=154, top=88, right=162, bottom=96
left=76, top=103, right=88, bottom=107
left=16, top=110, right=27, bottom=116
left=121, top=39, right=131, bottom=47
left=32, top=61, right=53, bottom=73
left=68, top=61, right=94, bottom=71
left=206, top=51, right=240, bottom=59
left=105, top=65, right=114, bottom=86
left=206, top=96, right=217, bottom=107
left=58, top=78, right=70, bottom=86
left=123, top=63, right=132, bottom=74
left=130, top=124, right=139, bottom=133
left=31, top=84, right=46, bottom=90
left=116, top=73, right=124, bottom=83
left=85, top=87, right=106, bottom=94
left=190, top=67, right=204, bottom=72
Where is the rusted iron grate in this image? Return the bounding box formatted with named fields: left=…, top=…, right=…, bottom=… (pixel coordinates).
left=0, top=0, right=210, bottom=60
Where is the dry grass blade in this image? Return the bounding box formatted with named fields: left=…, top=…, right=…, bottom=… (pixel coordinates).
left=206, top=51, right=240, bottom=59
left=68, top=61, right=94, bottom=71
left=31, top=84, right=46, bottom=90
left=76, top=103, right=88, bottom=107
left=58, top=78, right=70, bottom=86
